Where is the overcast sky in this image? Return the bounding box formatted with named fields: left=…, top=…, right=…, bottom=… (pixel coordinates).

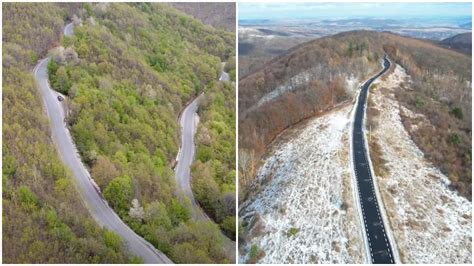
left=238, top=2, right=472, bottom=21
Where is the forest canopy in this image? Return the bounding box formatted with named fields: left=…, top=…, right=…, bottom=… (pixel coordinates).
left=3, top=3, right=136, bottom=263
left=4, top=2, right=235, bottom=263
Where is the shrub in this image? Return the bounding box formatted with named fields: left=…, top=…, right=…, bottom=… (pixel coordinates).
left=221, top=216, right=236, bottom=239
left=104, top=230, right=123, bottom=252
left=449, top=133, right=462, bottom=145
left=287, top=227, right=300, bottom=237
left=415, top=97, right=424, bottom=108
left=249, top=244, right=259, bottom=262
left=451, top=107, right=463, bottom=119
left=18, top=186, right=39, bottom=210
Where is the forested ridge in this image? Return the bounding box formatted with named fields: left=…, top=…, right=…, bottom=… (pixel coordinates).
left=169, top=2, right=236, bottom=32
left=4, top=2, right=235, bottom=263
left=3, top=3, right=136, bottom=263
left=384, top=32, right=471, bottom=199
left=239, top=31, right=383, bottom=201
left=239, top=30, right=471, bottom=201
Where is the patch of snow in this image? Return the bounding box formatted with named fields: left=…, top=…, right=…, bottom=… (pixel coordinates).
left=345, top=75, right=359, bottom=95
left=256, top=69, right=365, bottom=110
left=370, top=65, right=472, bottom=264
left=247, top=34, right=276, bottom=39
left=240, top=106, right=365, bottom=263
left=238, top=27, right=260, bottom=34
left=256, top=69, right=314, bottom=108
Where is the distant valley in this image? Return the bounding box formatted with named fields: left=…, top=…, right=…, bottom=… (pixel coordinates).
left=239, top=17, right=471, bottom=76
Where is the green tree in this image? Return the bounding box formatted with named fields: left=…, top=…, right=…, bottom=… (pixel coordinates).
left=47, top=59, right=59, bottom=86
left=18, top=186, right=39, bottom=210
left=103, top=175, right=133, bottom=215
left=221, top=216, right=236, bottom=238
left=169, top=199, right=191, bottom=225
left=103, top=230, right=124, bottom=252
left=55, top=66, right=71, bottom=94
left=451, top=107, right=463, bottom=119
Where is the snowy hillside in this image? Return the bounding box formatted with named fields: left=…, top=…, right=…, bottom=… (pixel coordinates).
left=239, top=63, right=471, bottom=264
left=369, top=65, right=472, bottom=263
left=239, top=105, right=366, bottom=263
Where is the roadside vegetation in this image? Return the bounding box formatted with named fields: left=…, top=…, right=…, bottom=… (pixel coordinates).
left=2, top=3, right=135, bottom=263
left=224, top=56, right=236, bottom=81
left=192, top=80, right=236, bottom=239
left=384, top=36, right=471, bottom=199
left=367, top=94, right=390, bottom=178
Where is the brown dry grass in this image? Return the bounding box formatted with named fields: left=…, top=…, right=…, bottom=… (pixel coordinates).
left=368, top=137, right=390, bottom=178
left=367, top=94, right=390, bottom=178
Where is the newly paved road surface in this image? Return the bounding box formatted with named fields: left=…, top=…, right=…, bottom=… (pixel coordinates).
left=34, top=22, right=172, bottom=264
left=175, top=67, right=235, bottom=262
left=352, top=56, right=395, bottom=264
left=176, top=96, right=204, bottom=220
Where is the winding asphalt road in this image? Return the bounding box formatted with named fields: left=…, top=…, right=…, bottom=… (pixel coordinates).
left=176, top=96, right=203, bottom=220
left=175, top=67, right=235, bottom=262
left=352, top=55, right=394, bottom=264
left=34, top=22, right=172, bottom=264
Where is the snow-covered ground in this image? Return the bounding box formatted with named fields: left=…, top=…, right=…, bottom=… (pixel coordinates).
left=239, top=105, right=366, bottom=263
left=345, top=75, right=360, bottom=95
left=255, top=71, right=363, bottom=110
left=369, top=65, right=472, bottom=263
left=240, top=63, right=471, bottom=264
left=256, top=68, right=316, bottom=108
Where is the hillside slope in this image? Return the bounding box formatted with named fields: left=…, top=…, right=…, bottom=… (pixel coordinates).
left=368, top=65, right=471, bottom=263
left=49, top=3, right=234, bottom=263
left=4, top=2, right=235, bottom=263
left=239, top=30, right=471, bottom=201
left=2, top=3, right=135, bottom=263
left=239, top=105, right=366, bottom=263
left=439, top=32, right=472, bottom=55
left=169, top=2, right=235, bottom=32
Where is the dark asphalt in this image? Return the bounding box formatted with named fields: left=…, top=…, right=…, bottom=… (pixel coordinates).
left=352, top=55, right=395, bottom=264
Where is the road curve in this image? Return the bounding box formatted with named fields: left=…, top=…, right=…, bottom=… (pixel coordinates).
left=34, top=22, right=172, bottom=264
left=175, top=68, right=235, bottom=262
left=219, top=62, right=230, bottom=81
left=64, top=22, right=74, bottom=36
left=351, top=55, right=395, bottom=264
left=176, top=95, right=203, bottom=220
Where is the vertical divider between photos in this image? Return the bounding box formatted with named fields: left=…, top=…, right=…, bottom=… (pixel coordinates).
left=235, top=1, right=240, bottom=261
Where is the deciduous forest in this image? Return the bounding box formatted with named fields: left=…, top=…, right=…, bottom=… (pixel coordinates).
left=3, top=3, right=136, bottom=263
left=4, top=2, right=235, bottom=263
left=192, top=80, right=236, bottom=239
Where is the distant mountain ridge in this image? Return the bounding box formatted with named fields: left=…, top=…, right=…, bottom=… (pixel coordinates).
left=440, top=32, right=472, bottom=55
left=459, top=21, right=472, bottom=29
